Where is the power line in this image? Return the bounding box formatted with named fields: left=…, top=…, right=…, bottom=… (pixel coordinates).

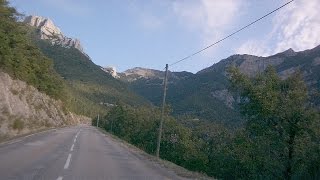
left=169, top=0, right=294, bottom=67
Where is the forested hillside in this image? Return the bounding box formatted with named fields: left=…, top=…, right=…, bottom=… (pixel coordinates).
left=33, top=39, right=150, bottom=117
left=121, top=46, right=320, bottom=127
left=2, top=0, right=320, bottom=178
left=0, top=0, right=65, bottom=100
left=0, top=0, right=90, bottom=140
left=1, top=0, right=150, bottom=119
left=101, top=67, right=320, bottom=179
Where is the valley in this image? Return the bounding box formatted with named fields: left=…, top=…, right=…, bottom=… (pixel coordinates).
left=1, top=0, right=320, bottom=179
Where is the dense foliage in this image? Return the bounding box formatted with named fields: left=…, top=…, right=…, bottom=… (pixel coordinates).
left=126, top=47, right=320, bottom=129
left=99, top=67, right=320, bottom=179
left=33, top=37, right=150, bottom=117
left=2, top=1, right=319, bottom=178
left=0, top=1, right=149, bottom=118
left=95, top=105, right=208, bottom=172
left=127, top=69, right=242, bottom=127
left=0, top=0, right=65, bottom=100
left=227, top=66, right=320, bottom=179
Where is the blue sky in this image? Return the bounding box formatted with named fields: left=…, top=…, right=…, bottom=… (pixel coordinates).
left=9, top=0, right=320, bottom=73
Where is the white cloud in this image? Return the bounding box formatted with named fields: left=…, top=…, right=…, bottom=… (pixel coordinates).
left=237, top=0, right=320, bottom=56
left=172, top=0, right=245, bottom=56
left=273, top=0, right=320, bottom=52
left=128, top=0, right=245, bottom=39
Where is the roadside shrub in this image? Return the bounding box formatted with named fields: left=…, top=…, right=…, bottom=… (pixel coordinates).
left=12, top=118, right=24, bottom=130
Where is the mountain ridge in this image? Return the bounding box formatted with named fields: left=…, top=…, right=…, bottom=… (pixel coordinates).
left=119, top=44, right=320, bottom=126
left=22, top=14, right=151, bottom=117
left=24, top=15, right=88, bottom=57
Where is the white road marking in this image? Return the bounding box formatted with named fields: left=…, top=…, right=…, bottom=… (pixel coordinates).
left=64, top=153, right=72, bottom=169
left=59, top=130, right=80, bottom=173
left=74, top=131, right=80, bottom=143
left=70, top=143, right=74, bottom=152
left=57, top=176, right=63, bottom=180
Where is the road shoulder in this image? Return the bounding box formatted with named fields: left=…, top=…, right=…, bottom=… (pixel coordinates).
left=96, top=127, right=214, bottom=180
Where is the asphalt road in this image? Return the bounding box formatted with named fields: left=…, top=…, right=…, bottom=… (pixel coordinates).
left=0, top=125, right=184, bottom=180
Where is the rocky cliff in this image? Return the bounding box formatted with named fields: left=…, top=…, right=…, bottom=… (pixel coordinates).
left=24, top=15, right=87, bottom=56
left=0, top=71, right=90, bottom=140
left=101, top=66, right=119, bottom=78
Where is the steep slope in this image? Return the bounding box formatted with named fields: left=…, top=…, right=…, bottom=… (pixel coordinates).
left=24, top=16, right=151, bottom=117
left=119, top=67, right=241, bottom=126
left=0, top=10, right=65, bottom=101
left=34, top=39, right=150, bottom=114
left=119, top=68, right=194, bottom=110
left=0, top=1, right=89, bottom=140
left=120, top=45, right=320, bottom=127
left=0, top=71, right=89, bottom=140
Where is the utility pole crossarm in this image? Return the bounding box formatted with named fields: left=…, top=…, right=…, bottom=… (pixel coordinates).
left=156, top=64, right=169, bottom=158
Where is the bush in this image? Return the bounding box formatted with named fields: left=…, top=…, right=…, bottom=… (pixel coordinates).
left=101, top=105, right=208, bottom=173
left=12, top=118, right=24, bottom=130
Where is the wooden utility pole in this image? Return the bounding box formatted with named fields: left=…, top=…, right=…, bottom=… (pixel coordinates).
left=156, top=64, right=169, bottom=158
left=97, top=114, right=99, bottom=127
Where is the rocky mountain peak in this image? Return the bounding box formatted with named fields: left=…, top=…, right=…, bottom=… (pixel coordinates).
left=280, top=48, right=296, bottom=57
left=123, top=67, right=160, bottom=77
left=24, top=16, right=62, bottom=38
left=119, top=67, right=161, bottom=82
left=24, top=15, right=86, bottom=56
left=119, top=67, right=194, bottom=83
left=101, top=66, right=119, bottom=78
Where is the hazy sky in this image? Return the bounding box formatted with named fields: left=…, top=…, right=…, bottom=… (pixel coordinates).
left=9, top=0, right=320, bottom=73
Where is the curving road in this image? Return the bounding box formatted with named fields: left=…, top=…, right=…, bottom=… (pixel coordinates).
left=0, top=125, right=184, bottom=180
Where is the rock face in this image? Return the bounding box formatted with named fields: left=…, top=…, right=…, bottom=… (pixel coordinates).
left=211, top=89, right=235, bottom=109
left=101, top=66, right=119, bottom=78
left=24, top=15, right=86, bottom=56
left=0, top=71, right=90, bottom=140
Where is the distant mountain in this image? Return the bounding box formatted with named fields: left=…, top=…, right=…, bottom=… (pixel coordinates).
left=120, top=45, right=320, bottom=127
left=24, top=16, right=150, bottom=117
left=101, top=66, right=119, bottom=78
left=119, top=67, right=193, bottom=82
left=24, top=15, right=87, bottom=57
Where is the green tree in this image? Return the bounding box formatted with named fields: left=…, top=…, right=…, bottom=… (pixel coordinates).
left=228, top=66, right=320, bottom=179
left=102, top=105, right=209, bottom=173
left=0, top=0, right=66, bottom=100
